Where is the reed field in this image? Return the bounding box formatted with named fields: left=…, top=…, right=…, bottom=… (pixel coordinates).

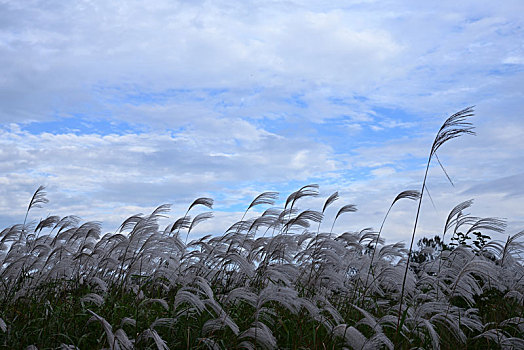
left=1, top=108, right=523, bottom=349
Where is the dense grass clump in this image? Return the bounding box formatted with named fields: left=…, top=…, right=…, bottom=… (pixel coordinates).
left=1, top=108, right=523, bottom=349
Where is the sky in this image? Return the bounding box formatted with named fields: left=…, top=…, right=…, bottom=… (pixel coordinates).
left=1, top=0, right=524, bottom=244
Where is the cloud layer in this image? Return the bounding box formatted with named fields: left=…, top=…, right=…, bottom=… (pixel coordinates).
left=1, top=0, right=523, bottom=242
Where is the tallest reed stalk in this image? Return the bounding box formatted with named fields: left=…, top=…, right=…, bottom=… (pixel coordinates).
left=395, top=106, right=475, bottom=336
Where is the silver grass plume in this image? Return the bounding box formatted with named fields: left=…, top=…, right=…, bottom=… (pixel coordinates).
left=25, top=185, right=49, bottom=217
left=236, top=191, right=279, bottom=249
left=239, top=321, right=277, bottom=350
left=87, top=310, right=117, bottom=350
left=392, top=190, right=422, bottom=206
left=334, top=204, right=358, bottom=222
left=137, top=329, right=169, bottom=350
left=466, top=217, right=507, bottom=236
left=284, top=184, right=319, bottom=210
left=322, top=191, right=340, bottom=214
left=475, top=329, right=524, bottom=349
left=118, top=214, right=144, bottom=233
left=248, top=215, right=278, bottom=234
left=22, top=185, right=49, bottom=238
left=186, top=212, right=214, bottom=244
left=443, top=200, right=474, bottom=240
left=188, top=197, right=214, bottom=212
left=284, top=210, right=323, bottom=233
left=330, top=204, right=357, bottom=234
left=499, top=230, right=524, bottom=267
left=430, top=106, right=475, bottom=157
left=170, top=216, right=191, bottom=235
left=317, top=191, right=339, bottom=234
left=247, top=192, right=279, bottom=211
left=114, top=329, right=133, bottom=350
left=34, top=215, right=61, bottom=234
left=225, top=220, right=254, bottom=234
left=150, top=204, right=171, bottom=218
left=175, top=197, right=214, bottom=237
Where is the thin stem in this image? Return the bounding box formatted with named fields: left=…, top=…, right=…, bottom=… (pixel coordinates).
left=363, top=204, right=393, bottom=293
left=396, top=159, right=430, bottom=336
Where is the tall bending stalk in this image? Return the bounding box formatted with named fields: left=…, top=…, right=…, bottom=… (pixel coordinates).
left=329, top=204, right=357, bottom=236
left=395, top=107, right=475, bottom=335
left=364, top=190, right=420, bottom=292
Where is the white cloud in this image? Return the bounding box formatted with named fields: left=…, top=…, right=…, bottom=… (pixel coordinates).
left=0, top=120, right=339, bottom=229
left=0, top=1, right=399, bottom=124
left=1, top=1, right=522, bottom=130
left=503, top=56, right=524, bottom=65
left=371, top=167, right=396, bottom=177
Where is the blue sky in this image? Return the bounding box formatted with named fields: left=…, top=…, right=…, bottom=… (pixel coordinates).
left=1, top=0, right=523, bottom=242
